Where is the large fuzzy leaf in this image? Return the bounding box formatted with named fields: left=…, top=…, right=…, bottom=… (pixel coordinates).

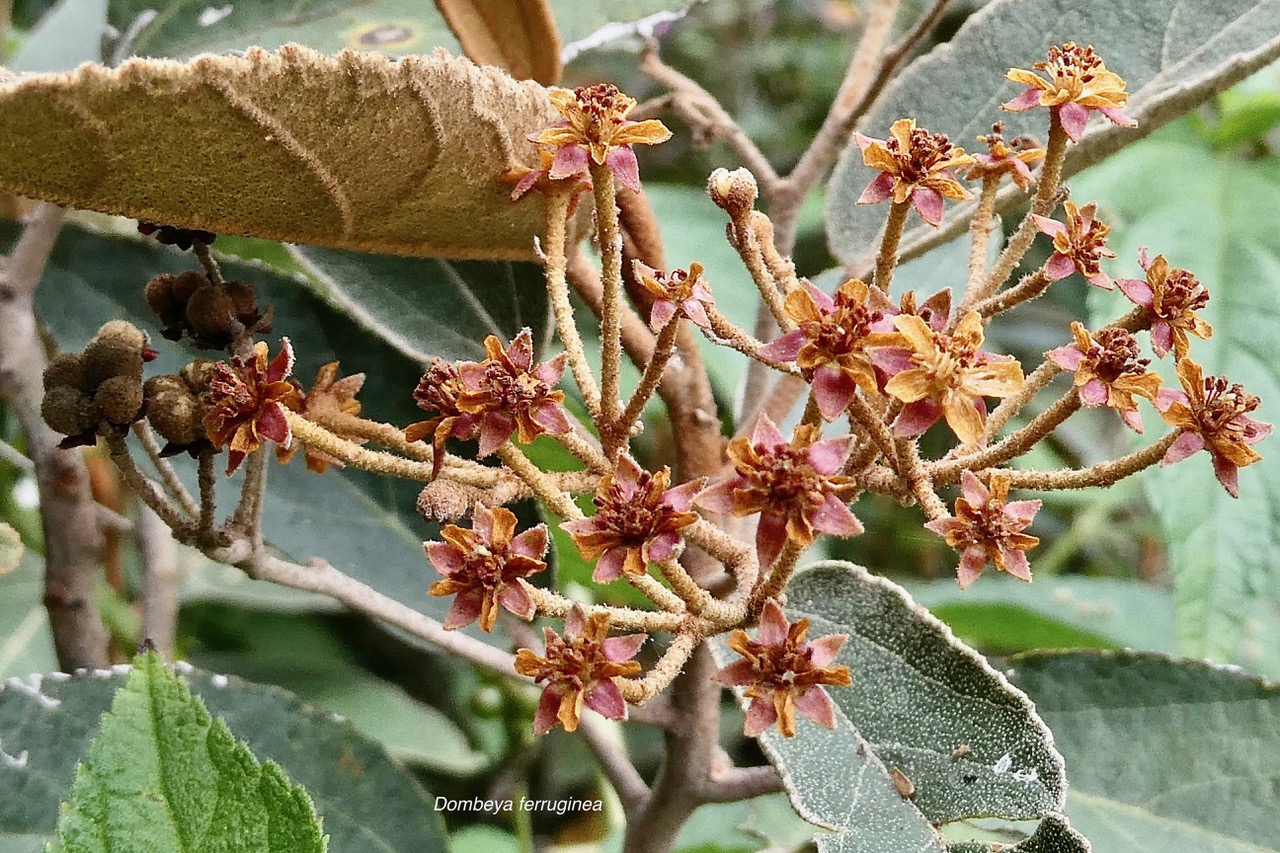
left=826, top=0, right=1280, bottom=270
left=0, top=47, right=575, bottom=260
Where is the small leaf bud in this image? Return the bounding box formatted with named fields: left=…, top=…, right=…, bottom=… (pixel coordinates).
left=708, top=167, right=758, bottom=219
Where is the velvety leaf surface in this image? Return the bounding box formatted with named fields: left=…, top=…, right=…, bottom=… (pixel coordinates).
left=13, top=221, right=546, bottom=649
left=0, top=655, right=444, bottom=851
left=107, top=0, right=460, bottom=59
left=945, top=815, right=1090, bottom=853
left=0, top=48, right=578, bottom=260
left=717, top=562, right=1069, bottom=850
left=1073, top=122, right=1280, bottom=669
left=826, top=0, right=1280, bottom=269
left=49, top=651, right=326, bottom=853
left=1010, top=650, right=1280, bottom=853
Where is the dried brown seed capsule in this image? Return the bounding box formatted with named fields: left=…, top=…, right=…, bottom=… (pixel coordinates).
left=144, top=375, right=205, bottom=445
left=184, top=284, right=237, bottom=348
left=42, top=353, right=87, bottom=391
left=225, top=280, right=260, bottom=327
left=94, top=376, right=145, bottom=426
left=83, top=338, right=144, bottom=387
left=41, top=386, right=94, bottom=436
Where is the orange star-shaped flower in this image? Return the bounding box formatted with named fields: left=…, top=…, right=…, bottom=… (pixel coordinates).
left=1116, top=250, right=1212, bottom=359
left=854, top=118, right=974, bottom=225
left=1002, top=43, right=1135, bottom=142
left=1047, top=323, right=1161, bottom=432
left=202, top=339, right=302, bottom=475
left=533, top=84, right=672, bottom=192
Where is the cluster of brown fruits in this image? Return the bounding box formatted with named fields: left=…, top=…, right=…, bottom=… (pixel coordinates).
left=144, top=271, right=263, bottom=350
left=40, top=321, right=155, bottom=448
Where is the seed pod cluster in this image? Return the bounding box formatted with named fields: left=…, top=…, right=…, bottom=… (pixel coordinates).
left=143, top=359, right=217, bottom=453
left=41, top=321, right=151, bottom=446
left=144, top=272, right=262, bottom=350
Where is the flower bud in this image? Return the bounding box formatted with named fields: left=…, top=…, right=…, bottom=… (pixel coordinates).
left=145, top=271, right=206, bottom=333
left=708, top=167, right=758, bottom=219
left=180, top=359, right=220, bottom=393
left=144, top=374, right=205, bottom=446
left=42, top=353, right=87, bottom=392
left=94, top=375, right=145, bottom=426
left=41, top=386, right=94, bottom=436
left=417, top=480, right=486, bottom=522
left=184, top=283, right=238, bottom=349
left=83, top=335, right=145, bottom=387
left=225, top=280, right=260, bottom=327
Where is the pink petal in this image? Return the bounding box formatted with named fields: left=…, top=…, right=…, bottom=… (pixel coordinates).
left=256, top=403, right=290, bottom=444
left=806, top=634, right=846, bottom=668
left=804, top=281, right=836, bottom=313
left=425, top=542, right=465, bottom=576
left=807, top=434, right=854, bottom=474
left=649, top=299, right=677, bottom=332
left=856, top=172, right=894, bottom=205
left=1011, top=158, right=1035, bottom=188
left=478, top=413, right=514, bottom=455
left=853, top=132, right=876, bottom=151
left=743, top=695, right=779, bottom=737
left=1116, top=274, right=1154, bottom=306
left=1213, top=455, right=1241, bottom=498
left=1057, top=102, right=1091, bottom=142
left=1099, top=106, right=1136, bottom=128
left=1047, top=345, right=1086, bottom=371
left=1085, top=271, right=1114, bottom=290
left=893, top=400, right=941, bottom=438
left=758, top=599, right=790, bottom=646
left=560, top=517, right=601, bottom=538
left=1240, top=416, right=1273, bottom=443
left=696, top=479, right=738, bottom=514
left=1045, top=253, right=1077, bottom=281
left=510, top=169, right=541, bottom=200
left=755, top=513, right=789, bottom=569
left=1033, top=214, right=1066, bottom=237
left=924, top=517, right=964, bottom=537
left=871, top=347, right=915, bottom=375
left=533, top=352, right=567, bottom=384
left=920, top=289, right=953, bottom=330
left=811, top=492, right=864, bottom=537
left=472, top=504, right=496, bottom=540
left=444, top=589, right=483, bottom=629
left=531, top=400, right=570, bottom=435
left=960, top=469, right=990, bottom=506
left=1161, top=430, right=1205, bottom=466
left=713, top=660, right=759, bottom=687
left=534, top=685, right=566, bottom=735
left=550, top=144, right=589, bottom=181
left=1001, top=88, right=1043, bottom=112
left=647, top=532, right=680, bottom=562
left=225, top=450, right=247, bottom=476
left=760, top=330, right=806, bottom=363
left=1004, top=499, right=1041, bottom=525
left=794, top=686, right=838, bottom=729
left=1150, top=323, right=1173, bottom=358
left=660, top=479, right=702, bottom=511
left=813, top=367, right=857, bottom=420
left=1079, top=378, right=1109, bottom=406
left=565, top=605, right=587, bottom=636
left=585, top=679, right=628, bottom=721
left=1154, top=387, right=1187, bottom=412
left=1002, top=548, right=1033, bottom=582
left=606, top=145, right=642, bottom=193
left=751, top=415, right=789, bottom=451
left=593, top=547, right=627, bottom=583
left=683, top=299, right=712, bottom=329
left=511, top=525, right=549, bottom=560
left=1120, top=407, right=1144, bottom=433
left=266, top=339, right=295, bottom=383
left=498, top=582, right=535, bottom=620
left=603, top=633, right=646, bottom=662
left=910, top=186, right=945, bottom=226
left=956, top=548, right=988, bottom=589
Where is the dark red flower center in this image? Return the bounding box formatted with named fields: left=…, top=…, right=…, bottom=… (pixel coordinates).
left=1088, top=328, right=1148, bottom=384
left=1197, top=377, right=1260, bottom=437
left=889, top=129, right=959, bottom=182
left=1158, top=269, right=1209, bottom=318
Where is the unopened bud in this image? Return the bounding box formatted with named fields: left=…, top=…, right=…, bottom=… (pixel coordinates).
left=94, top=376, right=145, bottom=426
left=41, top=386, right=94, bottom=436
left=225, top=280, right=260, bottom=328
left=185, top=284, right=238, bottom=349
left=43, top=353, right=87, bottom=392
left=83, top=335, right=145, bottom=387
left=145, top=271, right=206, bottom=332
left=418, top=480, right=487, bottom=522
left=180, top=359, right=220, bottom=393
left=144, top=375, right=205, bottom=446
left=708, top=167, right=758, bottom=219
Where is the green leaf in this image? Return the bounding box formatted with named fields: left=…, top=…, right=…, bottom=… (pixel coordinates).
left=1072, top=125, right=1280, bottom=669
left=289, top=245, right=551, bottom=364
left=825, top=0, right=1280, bottom=269
left=49, top=651, right=326, bottom=852
left=16, top=220, right=544, bottom=649
left=1010, top=650, right=1280, bottom=853
left=946, top=815, right=1091, bottom=853
left=6, top=0, right=105, bottom=73
left=908, top=576, right=1179, bottom=656
left=716, top=562, right=1070, bottom=852
left=0, top=552, right=57, bottom=680
left=0, top=656, right=445, bottom=851
left=107, top=0, right=459, bottom=60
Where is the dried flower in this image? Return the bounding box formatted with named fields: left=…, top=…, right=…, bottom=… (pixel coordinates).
left=881, top=312, right=1024, bottom=445
left=713, top=599, right=852, bottom=738
left=456, top=329, right=571, bottom=454
left=1033, top=200, right=1115, bottom=289
left=633, top=261, right=715, bottom=331
left=514, top=606, right=645, bottom=734
left=1002, top=43, right=1135, bottom=142
left=1116, top=250, right=1212, bottom=359
left=1047, top=323, right=1161, bottom=432
left=561, top=455, right=703, bottom=583
left=759, top=278, right=903, bottom=420
left=966, top=124, right=1045, bottom=191
left=425, top=504, right=548, bottom=632
left=854, top=118, right=974, bottom=225
left=202, top=339, right=302, bottom=475
left=697, top=416, right=861, bottom=568
left=405, top=359, right=480, bottom=479
left=925, top=470, right=1040, bottom=588
left=504, top=145, right=591, bottom=214
left=533, top=84, right=672, bottom=192
left=1156, top=359, right=1271, bottom=498
left=278, top=362, right=366, bottom=472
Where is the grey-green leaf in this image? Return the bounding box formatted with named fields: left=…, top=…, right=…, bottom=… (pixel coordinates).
left=7, top=0, right=106, bottom=72
left=1010, top=650, right=1280, bottom=853
left=825, top=0, right=1280, bottom=270
left=1073, top=123, right=1280, bottom=671
left=946, top=815, right=1091, bottom=853
left=557, top=1, right=700, bottom=61
left=49, top=650, right=326, bottom=852
left=718, top=562, right=1069, bottom=851
left=0, top=656, right=444, bottom=851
